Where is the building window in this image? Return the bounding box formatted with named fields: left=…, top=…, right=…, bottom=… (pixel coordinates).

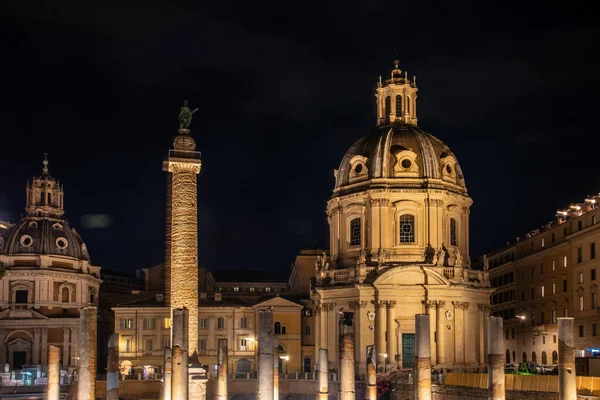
left=522, top=352, right=527, bottom=362
left=15, top=290, right=28, bottom=304
left=532, top=352, right=537, bottom=363
left=399, top=214, right=415, bottom=243
left=350, top=218, right=361, bottom=246
left=541, top=238, right=545, bottom=247
left=593, top=269, right=597, bottom=281
left=593, top=293, right=597, bottom=310
left=552, top=350, right=558, bottom=363
left=563, top=255, right=568, bottom=267
left=384, top=96, right=391, bottom=116
left=217, top=318, right=225, bottom=329
left=145, top=339, right=153, bottom=352
left=305, top=325, right=311, bottom=336
left=124, top=338, right=132, bottom=352
left=578, top=247, right=583, bottom=264
left=163, top=318, right=172, bottom=329
left=200, top=318, right=208, bottom=329
left=563, top=279, right=567, bottom=292
left=240, top=339, right=249, bottom=351
left=579, top=221, right=583, bottom=231
left=303, top=357, right=311, bottom=373
left=163, top=339, right=170, bottom=348
left=265, top=287, right=271, bottom=293
left=450, top=218, right=458, bottom=246
left=531, top=287, right=534, bottom=300
left=579, top=296, right=584, bottom=311
left=593, top=215, right=597, bottom=225
left=592, top=243, right=596, bottom=260
left=395, top=94, right=402, bottom=116
left=542, top=351, right=547, bottom=364
left=579, top=325, right=584, bottom=337
left=563, top=308, right=568, bottom=317
left=541, top=263, right=544, bottom=275
left=505, top=329, right=509, bottom=340
left=240, top=317, right=248, bottom=329
left=143, top=318, right=155, bottom=330
left=552, top=310, right=557, bottom=324
left=579, top=272, right=584, bottom=284
left=120, top=319, right=134, bottom=330
left=552, top=283, right=556, bottom=295
left=552, top=260, right=556, bottom=271
left=553, top=335, right=557, bottom=344
left=200, top=339, right=207, bottom=351
left=233, top=287, right=240, bottom=292
left=541, top=286, right=545, bottom=298
left=542, top=335, right=546, bottom=345
left=249, top=287, right=255, bottom=292
left=594, top=324, right=598, bottom=337
left=541, top=311, right=545, bottom=324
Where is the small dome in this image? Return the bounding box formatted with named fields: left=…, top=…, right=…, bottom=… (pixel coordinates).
left=335, top=123, right=467, bottom=194
left=0, top=217, right=90, bottom=261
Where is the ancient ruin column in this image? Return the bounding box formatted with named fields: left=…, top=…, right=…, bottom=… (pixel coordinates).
left=217, top=339, right=228, bottom=400
left=386, top=301, right=397, bottom=362
left=162, top=348, right=172, bottom=400
left=487, top=316, right=504, bottom=400
left=171, top=309, right=189, bottom=400
left=339, top=312, right=355, bottom=400
left=365, top=346, right=377, bottom=400
left=78, top=306, right=97, bottom=400
left=164, top=129, right=202, bottom=354
left=415, top=314, right=431, bottom=400
left=47, top=345, right=60, bottom=400
left=375, top=301, right=387, bottom=367
left=258, top=309, right=274, bottom=400
left=273, top=341, right=280, bottom=400
left=106, top=333, right=119, bottom=400
left=435, top=301, right=446, bottom=365
left=558, top=318, right=576, bottom=400
left=318, top=348, right=329, bottom=400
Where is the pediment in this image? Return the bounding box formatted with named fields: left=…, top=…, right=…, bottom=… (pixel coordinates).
left=253, top=296, right=303, bottom=310
left=374, top=265, right=450, bottom=286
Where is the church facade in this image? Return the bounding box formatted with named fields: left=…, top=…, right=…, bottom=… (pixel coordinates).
left=311, top=61, right=493, bottom=374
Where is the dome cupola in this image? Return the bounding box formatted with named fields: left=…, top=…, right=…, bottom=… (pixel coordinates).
left=376, top=59, right=419, bottom=126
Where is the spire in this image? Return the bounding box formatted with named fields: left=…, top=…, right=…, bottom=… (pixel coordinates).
left=375, top=59, right=419, bottom=126
left=42, top=151, right=49, bottom=174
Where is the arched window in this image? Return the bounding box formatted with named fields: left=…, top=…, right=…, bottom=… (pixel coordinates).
left=399, top=214, right=415, bottom=243
left=406, top=96, right=411, bottom=115
left=542, top=351, right=547, bottom=365
left=237, top=358, right=250, bottom=373
left=385, top=96, right=391, bottom=117
left=532, top=352, right=537, bottom=363
left=450, top=218, right=458, bottom=246
left=512, top=351, right=516, bottom=362
left=61, top=287, right=69, bottom=303
left=350, top=218, right=361, bottom=246
left=274, top=322, right=282, bottom=335
left=552, top=351, right=558, bottom=364
left=506, top=349, right=510, bottom=364
left=395, top=95, right=402, bottom=116
left=522, top=352, right=527, bottom=362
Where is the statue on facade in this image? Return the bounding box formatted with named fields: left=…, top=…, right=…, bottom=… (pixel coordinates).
left=453, top=247, right=463, bottom=267
left=482, top=254, right=489, bottom=272
left=377, top=248, right=388, bottom=266
left=357, top=249, right=367, bottom=265
left=315, top=252, right=329, bottom=271
left=178, top=100, right=198, bottom=129
left=436, top=248, right=446, bottom=267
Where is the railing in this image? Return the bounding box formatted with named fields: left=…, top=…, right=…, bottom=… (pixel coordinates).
left=169, top=150, right=201, bottom=160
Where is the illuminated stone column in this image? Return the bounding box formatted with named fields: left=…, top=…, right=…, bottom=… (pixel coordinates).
left=314, top=305, right=321, bottom=363
left=386, top=301, right=397, bottom=362
left=365, top=346, right=377, bottom=400
left=106, top=333, right=119, bottom=400
left=273, top=340, right=279, bottom=400
left=164, top=129, right=202, bottom=355
left=317, top=348, right=329, bottom=400
left=415, top=314, right=431, bottom=400
left=217, top=339, right=228, bottom=400
left=558, top=318, right=576, bottom=400
left=375, top=300, right=387, bottom=367
left=47, top=345, right=60, bottom=400
left=435, top=301, right=446, bottom=365
left=78, top=306, right=97, bottom=400
left=258, top=310, right=274, bottom=400
left=171, top=309, right=189, bottom=400
left=338, top=312, right=354, bottom=400
left=487, top=316, right=504, bottom=400
left=161, top=348, right=172, bottom=400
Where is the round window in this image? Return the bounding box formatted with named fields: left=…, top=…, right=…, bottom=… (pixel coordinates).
left=401, top=159, right=412, bottom=169
left=354, top=164, right=363, bottom=174
left=20, top=235, right=33, bottom=247
left=56, top=237, right=69, bottom=250
left=446, top=164, right=453, bottom=174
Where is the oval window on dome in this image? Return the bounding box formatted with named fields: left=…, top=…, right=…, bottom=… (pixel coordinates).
left=20, top=235, right=33, bottom=248
left=56, top=237, right=69, bottom=250
left=446, top=164, right=453, bottom=174
left=401, top=159, right=412, bottom=169
left=354, top=164, right=363, bottom=174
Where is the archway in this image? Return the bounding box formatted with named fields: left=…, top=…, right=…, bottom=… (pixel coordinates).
left=542, top=351, right=547, bottom=365
left=552, top=351, right=558, bottom=364
left=506, top=349, right=510, bottom=364
left=522, top=352, right=527, bottom=362
left=237, top=358, right=250, bottom=373
left=532, top=352, right=537, bottom=363
left=120, top=360, right=133, bottom=376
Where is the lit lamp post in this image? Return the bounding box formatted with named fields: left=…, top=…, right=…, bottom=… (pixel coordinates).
left=384, top=353, right=388, bottom=374
left=279, top=355, right=289, bottom=375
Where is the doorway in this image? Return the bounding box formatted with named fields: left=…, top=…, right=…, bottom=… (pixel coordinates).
left=401, top=333, right=415, bottom=368
left=13, top=351, right=26, bottom=370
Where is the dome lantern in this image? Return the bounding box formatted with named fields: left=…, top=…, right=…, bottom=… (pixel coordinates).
left=376, top=60, right=418, bottom=126
left=25, top=153, right=65, bottom=218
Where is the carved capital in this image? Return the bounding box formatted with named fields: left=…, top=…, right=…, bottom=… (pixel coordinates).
left=322, top=302, right=337, bottom=311
left=386, top=300, right=397, bottom=308
left=477, top=304, right=491, bottom=313
left=452, top=301, right=469, bottom=310
left=370, top=198, right=389, bottom=207
left=435, top=300, right=446, bottom=309
left=373, top=300, right=388, bottom=309
left=422, top=300, right=437, bottom=309
left=348, top=301, right=360, bottom=310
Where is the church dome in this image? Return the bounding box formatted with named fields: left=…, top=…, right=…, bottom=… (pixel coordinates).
left=334, top=123, right=467, bottom=194
left=0, top=217, right=90, bottom=261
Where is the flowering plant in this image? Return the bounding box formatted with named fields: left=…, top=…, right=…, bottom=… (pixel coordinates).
left=376, top=373, right=392, bottom=400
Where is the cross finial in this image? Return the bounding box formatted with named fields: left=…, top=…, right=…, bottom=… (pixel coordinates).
left=42, top=151, right=49, bottom=173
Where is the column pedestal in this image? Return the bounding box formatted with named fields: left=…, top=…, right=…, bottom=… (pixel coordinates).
left=558, top=318, right=576, bottom=400
left=47, top=345, right=60, bottom=400
left=415, top=314, right=431, bottom=400
left=487, top=316, right=505, bottom=400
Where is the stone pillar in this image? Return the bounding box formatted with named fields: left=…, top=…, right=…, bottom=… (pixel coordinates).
left=70, top=328, right=78, bottom=367
left=106, top=333, right=119, bottom=400
left=422, top=301, right=437, bottom=366
left=33, top=328, right=41, bottom=364
left=453, top=302, right=468, bottom=365
left=317, top=348, right=329, bottom=400
left=41, top=328, right=48, bottom=366
left=217, top=339, right=228, bottom=400
left=171, top=309, right=189, bottom=400
left=338, top=312, right=354, bottom=400
left=315, top=306, right=321, bottom=363
left=273, top=340, right=279, bottom=400
left=162, top=348, right=172, bottom=400
left=63, top=327, right=70, bottom=368
left=386, top=301, right=397, bottom=363
left=375, top=300, right=387, bottom=367
left=258, top=310, right=274, bottom=400
left=435, top=301, right=446, bottom=365
left=78, top=306, right=97, bottom=400
left=47, top=345, right=60, bottom=400
left=487, top=316, right=504, bottom=400
left=365, top=346, right=377, bottom=400
left=415, top=314, right=431, bottom=400
left=558, top=318, right=576, bottom=400
left=164, top=136, right=202, bottom=355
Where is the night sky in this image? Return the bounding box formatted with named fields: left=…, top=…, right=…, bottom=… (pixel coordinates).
left=1, top=1, right=599, bottom=275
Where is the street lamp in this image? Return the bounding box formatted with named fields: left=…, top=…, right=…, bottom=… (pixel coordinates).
left=279, top=355, right=289, bottom=374
left=384, top=353, right=388, bottom=373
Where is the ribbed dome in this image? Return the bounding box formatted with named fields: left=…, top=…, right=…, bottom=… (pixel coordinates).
left=335, top=123, right=467, bottom=194
left=0, top=217, right=90, bottom=261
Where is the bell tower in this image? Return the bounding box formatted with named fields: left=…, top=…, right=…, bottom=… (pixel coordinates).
left=25, top=153, right=65, bottom=218
left=163, top=101, right=202, bottom=355
left=375, top=60, right=418, bottom=126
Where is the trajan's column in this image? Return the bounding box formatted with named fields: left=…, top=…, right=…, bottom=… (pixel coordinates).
left=163, top=101, right=202, bottom=354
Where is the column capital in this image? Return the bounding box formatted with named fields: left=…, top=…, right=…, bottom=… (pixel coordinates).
left=452, top=301, right=470, bottom=310
left=348, top=300, right=369, bottom=310
left=322, top=302, right=336, bottom=311
left=373, top=300, right=388, bottom=309
left=435, top=300, right=446, bottom=308
left=386, top=300, right=397, bottom=309
left=422, top=300, right=437, bottom=309
left=477, top=303, right=492, bottom=313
